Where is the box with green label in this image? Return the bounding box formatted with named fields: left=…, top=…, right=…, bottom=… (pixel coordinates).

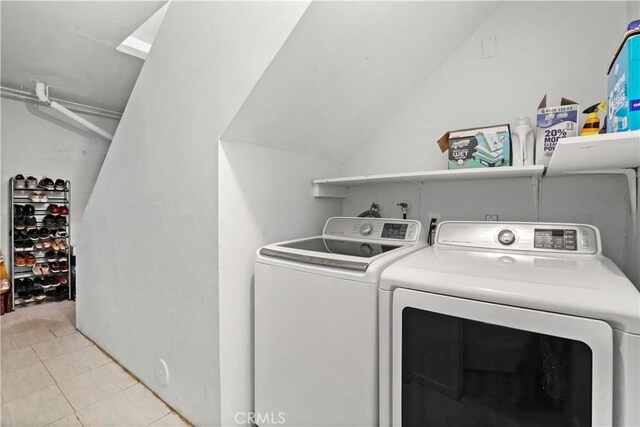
left=446, top=124, right=511, bottom=169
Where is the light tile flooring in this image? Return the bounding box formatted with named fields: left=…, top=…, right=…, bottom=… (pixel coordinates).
left=1, top=301, right=190, bottom=426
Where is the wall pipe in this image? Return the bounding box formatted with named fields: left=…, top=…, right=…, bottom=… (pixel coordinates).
left=34, top=81, right=114, bottom=141
left=1, top=86, right=123, bottom=120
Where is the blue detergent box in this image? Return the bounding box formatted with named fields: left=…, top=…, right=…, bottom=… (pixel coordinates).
left=607, top=27, right=640, bottom=132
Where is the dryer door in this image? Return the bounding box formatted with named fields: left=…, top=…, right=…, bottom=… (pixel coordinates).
left=392, top=289, right=613, bottom=427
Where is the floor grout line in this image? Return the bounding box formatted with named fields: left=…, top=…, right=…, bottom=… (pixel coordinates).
left=67, top=370, right=140, bottom=413
left=2, top=302, right=189, bottom=426
left=33, top=340, right=78, bottom=424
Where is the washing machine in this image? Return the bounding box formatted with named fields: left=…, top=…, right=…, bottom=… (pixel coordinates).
left=379, top=221, right=640, bottom=427
left=254, top=217, right=425, bottom=427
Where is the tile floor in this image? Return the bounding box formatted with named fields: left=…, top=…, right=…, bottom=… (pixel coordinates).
left=1, top=301, right=190, bottom=426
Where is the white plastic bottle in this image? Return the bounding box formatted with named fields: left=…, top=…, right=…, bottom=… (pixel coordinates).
left=512, top=117, right=535, bottom=167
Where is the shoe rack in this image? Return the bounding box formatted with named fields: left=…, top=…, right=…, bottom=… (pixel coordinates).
left=9, top=177, right=72, bottom=310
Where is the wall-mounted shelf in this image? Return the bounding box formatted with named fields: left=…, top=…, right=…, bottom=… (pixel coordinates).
left=313, top=165, right=545, bottom=198
left=546, top=130, right=640, bottom=176
left=546, top=131, right=639, bottom=231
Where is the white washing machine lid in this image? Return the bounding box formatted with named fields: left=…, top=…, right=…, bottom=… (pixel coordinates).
left=380, top=246, right=640, bottom=334
left=256, top=217, right=426, bottom=283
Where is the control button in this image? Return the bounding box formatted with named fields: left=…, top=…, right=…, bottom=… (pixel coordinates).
left=581, top=230, right=589, bottom=236
left=497, top=229, right=516, bottom=245
left=581, top=239, right=590, bottom=248
left=359, top=223, right=373, bottom=236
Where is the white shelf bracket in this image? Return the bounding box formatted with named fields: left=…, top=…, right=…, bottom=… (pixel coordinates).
left=557, top=169, right=638, bottom=234
left=313, top=183, right=348, bottom=199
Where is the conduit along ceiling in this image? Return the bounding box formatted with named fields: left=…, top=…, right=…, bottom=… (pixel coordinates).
left=222, top=1, right=500, bottom=163
left=1, top=1, right=166, bottom=113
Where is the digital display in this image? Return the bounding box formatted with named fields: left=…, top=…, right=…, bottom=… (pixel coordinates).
left=382, top=223, right=408, bottom=239
left=534, top=229, right=577, bottom=251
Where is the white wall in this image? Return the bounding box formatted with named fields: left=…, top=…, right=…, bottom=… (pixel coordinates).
left=0, top=97, right=116, bottom=258
left=75, top=2, right=307, bottom=425
left=339, top=1, right=639, bottom=287
left=218, top=140, right=341, bottom=426
left=343, top=1, right=628, bottom=175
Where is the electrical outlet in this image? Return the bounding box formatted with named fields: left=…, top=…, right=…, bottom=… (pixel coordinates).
left=428, top=213, right=441, bottom=224
left=485, top=214, right=499, bottom=221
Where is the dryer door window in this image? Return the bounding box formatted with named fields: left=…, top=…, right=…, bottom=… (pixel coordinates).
left=401, top=307, right=592, bottom=426
left=390, top=289, right=613, bottom=427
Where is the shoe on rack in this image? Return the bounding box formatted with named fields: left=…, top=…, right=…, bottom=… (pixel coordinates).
left=50, top=262, right=60, bottom=273
left=28, top=229, right=40, bottom=241
left=55, top=217, right=67, bottom=227
left=14, top=174, right=26, bottom=189
left=57, top=251, right=68, bottom=262
left=33, top=288, right=46, bottom=301
left=59, top=275, right=68, bottom=285
left=32, top=263, right=43, bottom=275
left=26, top=176, right=38, bottom=189
left=35, top=241, right=45, bottom=250
left=26, top=217, right=37, bottom=230
left=54, top=179, right=66, bottom=191
left=59, top=261, right=69, bottom=273
left=14, top=278, right=24, bottom=290
left=55, top=228, right=68, bottom=238
left=47, top=204, right=59, bottom=215
left=43, top=239, right=52, bottom=249
left=14, top=240, right=24, bottom=251
left=59, top=206, right=69, bottom=216
left=38, top=177, right=54, bottom=191
left=23, top=204, right=35, bottom=216
left=14, top=254, right=26, bottom=266
left=14, top=217, right=26, bottom=230
left=14, top=205, right=24, bottom=216
left=29, top=192, right=46, bottom=202
left=26, top=254, right=36, bottom=266
left=49, top=276, right=60, bottom=287
left=23, top=239, right=34, bottom=251
left=45, top=250, right=56, bottom=262
left=39, top=228, right=51, bottom=239
left=43, top=215, right=56, bottom=228
left=55, top=239, right=67, bottom=251
left=18, top=291, right=34, bottom=303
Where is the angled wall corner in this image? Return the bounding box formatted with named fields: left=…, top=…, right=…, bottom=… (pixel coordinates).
left=75, top=2, right=308, bottom=425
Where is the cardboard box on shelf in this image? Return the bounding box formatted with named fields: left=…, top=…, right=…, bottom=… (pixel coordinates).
left=535, top=96, right=579, bottom=167
left=438, top=124, right=512, bottom=170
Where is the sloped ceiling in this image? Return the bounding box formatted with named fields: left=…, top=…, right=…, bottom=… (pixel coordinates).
left=222, top=1, right=500, bottom=163
left=1, top=1, right=165, bottom=112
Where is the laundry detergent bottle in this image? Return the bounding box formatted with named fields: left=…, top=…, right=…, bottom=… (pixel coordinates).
left=512, top=117, right=535, bottom=166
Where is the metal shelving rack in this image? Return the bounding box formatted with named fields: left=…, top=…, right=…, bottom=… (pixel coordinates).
left=9, top=177, right=72, bottom=310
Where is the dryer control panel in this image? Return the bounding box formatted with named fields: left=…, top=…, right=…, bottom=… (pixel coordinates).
left=436, top=221, right=600, bottom=254
left=323, top=217, right=423, bottom=242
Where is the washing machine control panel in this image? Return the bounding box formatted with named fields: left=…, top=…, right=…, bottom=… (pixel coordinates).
left=323, top=217, right=422, bottom=242
left=436, top=222, right=600, bottom=254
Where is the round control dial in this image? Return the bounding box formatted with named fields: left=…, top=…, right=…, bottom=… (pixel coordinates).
left=359, top=223, right=373, bottom=236
left=497, top=229, right=516, bottom=245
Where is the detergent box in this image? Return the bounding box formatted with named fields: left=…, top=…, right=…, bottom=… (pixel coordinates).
left=441, top=124, right=511, bottom=169
left=607, top=25, right=640, bottom=133
left=535, top=96, right=579, bottom=167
